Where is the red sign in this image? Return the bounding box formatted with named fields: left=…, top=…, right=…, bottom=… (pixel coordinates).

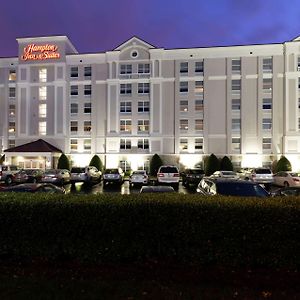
left=21, top=44, right=60, bottom=61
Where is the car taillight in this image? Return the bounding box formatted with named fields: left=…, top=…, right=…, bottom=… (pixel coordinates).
left=173, top=173, right=179, bottom=177
left=157, top=173, right=164, bottom=177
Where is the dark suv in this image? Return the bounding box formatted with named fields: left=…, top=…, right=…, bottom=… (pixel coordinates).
left=181, top=168, right=205, bottom=188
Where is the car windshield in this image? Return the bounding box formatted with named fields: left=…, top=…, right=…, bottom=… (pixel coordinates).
left=190, top=169, right=204, bottom=174
left=44, top=170, right=58, bottom=175
left=222, top=171, right=236, bottom=176
left=133, top=171, right=145, bottom=175
left=216, top=182, right=269, bottom=197
left=254, top=169, right=271, bottom=174
left=159, top=167, right=178, bottom=173
left=71, top=168, right=85, bottom=173
left=105, top=169, right=118, bottom=174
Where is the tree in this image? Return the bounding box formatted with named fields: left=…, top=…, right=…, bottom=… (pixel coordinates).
left=275, top=156, right=292, bottom=172
left=220, top=156, right=233, bottom=171
left=89, top=155, right=103, bottom=172
left=150, top=154, right=163, bottom=176
left=205, top=153, right=220, bottom=176
left=57, top=153, right=70, bottom=170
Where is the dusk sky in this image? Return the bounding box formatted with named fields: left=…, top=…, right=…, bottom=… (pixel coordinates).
left=1, top=0, right=300, bottom=57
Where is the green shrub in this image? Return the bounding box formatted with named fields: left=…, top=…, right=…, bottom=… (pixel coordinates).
left=220, top=156, right=233, bottom=171
left=89, top=155, right=103, bottom=172
left=150, top=154, right=163, bottom=176
left=57, top=153, right=70, bottom=170
left=275, top=156, right=292, bottom=172
left=205, top=154, right=220, bottom=176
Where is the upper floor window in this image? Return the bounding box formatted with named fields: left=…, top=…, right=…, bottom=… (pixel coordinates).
left=180, top=81, right=188, bottom=93
left=232, top=138, right=241, bottom=151
left=180, top=100, right=188, bottom=112
left=195, top=81, right=204, bottom=96
left=9, top=104, right=15, bottom=117
left=232, top=80, right=241, bottom=95
left=138, top=83, right=150, bottom=94
left=120, top=119, right=132, bottom=133
left=70, top=103, right=78, bottom=114
left=120, top=64, right=132, bottom=74
left=263, top=57, right=272, bottom=73
left=84, top=85, right=92, bottom=96
left=195, top=119, right=204, bottom=131
left=232, top=119, right=241, bottom=131
left=120, top=139, right=131, bottom=150
left=263, top=78, right=272, bottom=93
left=39, top=86, right=47, bottom=100
left=138, top=139, right=149, bottom=150
left=84, top=103, right=92, bottom=114
left=232, top=99, right=241, bottom=110
left=39, top=122, right=46, bottom=135
left=195, top=61, right=204, bottom=74
left=262, top=118, right=272, bottom=130
left=138, top=101, right=150, bottom=113
left=84, top=139, right=91, bottom=150
left=137, top=120, right=149, bottom=133
left=9, top=69, right=16, bottom=81
left=9, top=87, right=16, bottom=98
left=84, top=121, right=92, bottom=133
left=262, top=138, right=272, bottom=151
left=180, top=119, right=189, bottom=131
left=195, top=138, right=203, bottom=151
left=195, top=99, right=204, bottom=112
left=138, top=64, right=150, bottom=74
left=70, top=139, right=78, bottom=151
left=298, top=56, right=300, bottom=71
left=180, top=62, right=188, bottom=74
left=8, top=121, right=15, bottom=133
left=70, top=121, right=78, bottom=133
left=120, top=101, right=132, bottom=113
left=262, top=98, right=272, bottom=110
left=70, top=85, right=78, bottom=96
left=70, top=67, right=78, bottom=78
left=120, top=83, right=132, bottom=95
left=39, top=103, right=47, bottom=118
left=180, top=138, right=188, bottom=151
left=84, top=66, right=92, bottom=77
left=232, top=59, right=241, bottom=74
left=39, top=68, right=47, bottom=82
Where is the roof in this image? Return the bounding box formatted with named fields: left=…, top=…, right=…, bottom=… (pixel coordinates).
left=4, top=139, right=62, bottom=153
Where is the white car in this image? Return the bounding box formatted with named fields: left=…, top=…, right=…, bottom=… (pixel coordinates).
left=157, top=165, right=180, bottom=189
left=129, top=170, right=149, bottom=187
left=273, top=171, right=300, bottom=187
left=210, top=171, right=239, bottom=179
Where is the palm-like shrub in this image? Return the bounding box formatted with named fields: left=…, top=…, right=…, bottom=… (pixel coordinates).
left=205, top=153, right=220, bottom=176
left=220, top=156, right=234, bottom=171
left=275, top=156, right=292, bottom=172
left=150, top=154, right=163, bottom=176
left=89, top=155, right=103, bottom=172
left=57, top=153, right=70, bottom=170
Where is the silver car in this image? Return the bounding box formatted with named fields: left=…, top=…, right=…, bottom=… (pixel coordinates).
left=70, top=166, right=102, bottom=185
left=129, top=170, right=149, bottom=187
left=41, top=169, right=71, bottom=185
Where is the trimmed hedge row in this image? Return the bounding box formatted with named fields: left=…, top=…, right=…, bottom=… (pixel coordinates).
left=0, top=193, right=300, bottom=268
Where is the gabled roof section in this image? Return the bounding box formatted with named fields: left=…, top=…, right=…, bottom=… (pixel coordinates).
left=114, top=36, right=155, bottom=51
left=291, top=35, right=300, bottom=42
left=4, top=139, right=62, bottom=153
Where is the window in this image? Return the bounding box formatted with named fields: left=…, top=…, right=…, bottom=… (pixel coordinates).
left=262, top=138, right=272, bottom=150
left=138, top=64, right=150, bottom=74
left=232, top=119, right=241, bottom=131
left=195, top=119, right=203, bottom=131
left=70, top=67, right=78, bottom=78
left=138, top=101, right=150, bottom=113
left=70, top=121, right=78, bottom=133
left=232, top=59, right=241, bottom=74
left=70, top=85, right=78, bottom=96
left=120, top=84, right=132, bottom=95
left=138, top=139, right=149, bottom=149
left=120, top=101, right=132, bottom=113
left=84, top=66, right=92, bottom=77
left=195, top=99, right=204, bottom=112
left=84, top=121, right=92, bottom=132
left=180, top=82, right=188, bottom=93
left=39, top=121, right=46, bottom=135
left=138, top=83, right=150, bottom=94
left=262, top=98, right=272, bottom=110
left=195, top=81, right=204, bottom=96
left=138, top=120, right=149, bottom=132
left=84, top=103, right=92, bottom=114
left=180, top=119, right=189, bottom=131
left=70, top=139, right=78, bottom=151
left=84, top=85, right=92, bottom=96
left=298, top=118, right=300, bottom=130
left=120, top=139, right=131, bottom=150
left=9, top=104, right=15, bottom=116
left=232, top=138, right=241, bottom=151
left=180, top=138, right=188, bottom=151
left=39, top=68, right=47, bottom=82
left=263, top=57, right=272, bottom=73
left=195, top=61, right=204, bottom=74
left=298, top=78, right=300, bottom=90
left=120, top=64, right=132, bottom=74
left=232, top=99, right=241, bottom=110
left=262, top=118, right=272, bottom=130
left=9, top=69, right=16, bottom=81
left=180, top=62, right=188, bottom=74
left=120, top=120, right=132, bottom=132
left=299, top=98, right=300, bottom=109
left=8, top=122, right=15, bottom=133
left=180, top=100, right=188, bottom=112
left=8, top=139, right=15, bottom=148
left=9, top=87, right=16, bottom=98
left=232, top=80, right=241, bottom=95
left=39, top=104, right=47, bottom=118
left=39, top=86, right=47, bottom=100
left=70, top=103, right=78, bottom=114
left=195, top=138, right=203, bottom=151
left=84, top=139, right=91, bottom=150
left=263, top=78, right=272, bottom=92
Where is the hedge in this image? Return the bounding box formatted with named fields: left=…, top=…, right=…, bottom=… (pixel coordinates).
left=0, top=193, right=300, bottom=268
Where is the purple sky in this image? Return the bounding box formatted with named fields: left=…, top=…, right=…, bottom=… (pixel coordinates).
left=1, top=0, right=300, bottom=57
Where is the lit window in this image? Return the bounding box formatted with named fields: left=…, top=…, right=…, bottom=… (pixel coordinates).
left=232, top=138, right=241, bottom=151
left=263, top=78, right=272, bottom=92
left=262, top=98, right=272, bottom=110
left=262, top=138, right=272, bottom=150
left=120, top=139, right=131, bottom=150
left=39, top=104, right=47, bottom=118
left=70, top=139, right=78, bottom=151
left=9, top=104, right=15, bottom=116
left=137, top=120, right=149, bottom=133
left=84, top=121, right=92, bottom=132
left=138, top=64, right=150, bottom=74
left=195, top=99, right=204, bottom=112
left=195, top=138, right=203, bottom=151
left=84, top=103, right=92, bottom=114
left=70, top=67, right=78, bottom=78
left=180, top=100, right=188, bottom=112
left=9, top=87, right=16, bottom=98
left=180, top=82, right=188, bottom=93
left=180, top=62, right=188, bottom=74
left=120, top=84, right=132, bottom=95
left=120, top=64, right=132, bottom=74
left=263, top=57, right=272, bottom=73
left=195, top=119, right=203, bottom=131
left=180, top=119, right=189, bottom=131
left=120, top=120, right=132, bottom=132
left=232, top=59, right=241, bottom=74
left=70, top=121, right=78, bottom=133
left=84, top=66, right=92, bottom=77
left=120, top=101, right=132, bottom=113
left=195, top=61, right=204, bottom=74
left=84, top=85, right=92, bottom=96
left=138, top=83, right=150, bottom=94
left=70, top=103, right=78, bottom=114
left=39, top=86, right=47, bottom=100
left=39, top=122, right=46, bottom=135
left=232, top=99, right=241, bottom=110
left=9, top=69, right=16, bottom=81
left=84, top=139, right=91, bottom=150
left=70, top=85, right=78, bottom=96
left=180, top=138, right=188, bottom=151
left=195, top=81, right=204, bottom=96
left=232, top=119, right=241, bottom=131
left=39, top=68, right=47, bottom=82
left=8, top=122, right=15, bottom=133
left=138, top=101, right=149, bottom=113
left=262, top=118, right=272, bottom=130
left=138, top=139, right=149, bottom=149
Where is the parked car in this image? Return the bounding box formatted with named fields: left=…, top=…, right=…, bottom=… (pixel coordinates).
left=272, top=186, right=300, bottom=196
left=103, top=168, right=124, bottom=186
left=0, top=183, right=65, bottom=194
left=41, top=169, right=71, bottom=185
left=140, top=185, right=175, bottom=193
left=0, top=165, right=20, bottom=185
left=181, top=168, right=205, bottom=188
left=273, top=171, right=300, bottom=187
left=129, top=170, right=149, bottom=187
left=196, top=177, right=269, bottom=197
left=13, top=169, right=44, bottom=184
left=210, top=170, right=239, bottom=179
left=70, top=166, right=101, bottom=185
left=157, top=165, right=180, bottom=189
left=240, top=168, right=274, bottom=188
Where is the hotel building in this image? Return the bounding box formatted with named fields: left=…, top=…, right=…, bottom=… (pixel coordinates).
left=1, top=35, right=300, bottom=171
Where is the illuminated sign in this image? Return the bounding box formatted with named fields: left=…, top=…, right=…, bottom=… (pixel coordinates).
left=21, top=44, right=60, bottom=61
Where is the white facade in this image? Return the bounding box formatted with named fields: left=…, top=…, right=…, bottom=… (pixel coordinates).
left=1, top=35, right=300, bottom=170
